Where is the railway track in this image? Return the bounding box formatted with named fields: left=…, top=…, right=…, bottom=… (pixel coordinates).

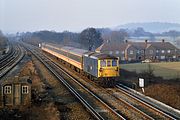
left=23, top=43, right=126, bottom=120
left=0, top=44, right=13, bottom=65
left=115, top=84, right=180, bottom=120
left=0, top=43, right=25, bottom=78
left=22, top=43, right=179, bottom=120
left=23, top=44, right=154, bottom=120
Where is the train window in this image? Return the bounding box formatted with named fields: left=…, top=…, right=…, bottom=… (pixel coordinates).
left=22, top=86, right=28, bottom=94
left=107, top=60, right=111, bottom=67
left=112, top=60, right=117, bottom=66
left=100, top=60, right=106, bottom=67
left=4, top=86, right=11, bottom=94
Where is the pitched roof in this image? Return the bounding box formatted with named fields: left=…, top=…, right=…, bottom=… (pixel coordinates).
left=96, top=41, right=178, bottom=52
left=96, top=42, right=129, bottom=52
left=148, top=42, right=177, bottom=49
left=84, top=51, right=117, bottom=59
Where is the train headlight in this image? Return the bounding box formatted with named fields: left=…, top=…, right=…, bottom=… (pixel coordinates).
left=99, top=68, right=103, bottom=72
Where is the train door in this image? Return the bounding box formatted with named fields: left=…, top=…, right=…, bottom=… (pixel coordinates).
left=3, top=85, right=13, bottom=106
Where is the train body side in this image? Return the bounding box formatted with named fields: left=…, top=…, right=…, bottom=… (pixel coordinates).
left=42, top=43, right=87, bottom=70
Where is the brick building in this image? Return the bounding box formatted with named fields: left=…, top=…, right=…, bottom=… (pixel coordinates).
left=96, top=40, right=180, bottom=62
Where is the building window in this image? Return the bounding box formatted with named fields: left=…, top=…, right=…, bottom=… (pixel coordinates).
left=167, top=50, right=171, bottom=53
left=141, top=50, right=144, bottom=53
left=149, top=50, right=153, bottom=54
left=156, top=50, right=159, bottom=53
left=137, top=50, right=140, bottom=54
left=130, top=50, right=133, bottom=54
left=121, top=57, right=125, bottom=60
left=116, top=51, right=119, bottom=54
left=22, top=86, right=29, bottom=94
left=121, top=51, right=124, bottom=54
left=161, top=56, right=165, bottom=59
left=173, top=56, right=176, bottom=59
left=4, top=86, right=11, bottom=94
left=109, top=51, right=112, bottom=54
left=161, top=50, right=165, bottom=53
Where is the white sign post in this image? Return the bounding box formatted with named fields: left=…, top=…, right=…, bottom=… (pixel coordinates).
left=139, top=78, right=145, bottom=93
left=39, top=44, right=41, bottom=48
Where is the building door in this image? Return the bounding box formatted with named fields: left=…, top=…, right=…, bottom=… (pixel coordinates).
left=14, top=84, right=21, bottom=105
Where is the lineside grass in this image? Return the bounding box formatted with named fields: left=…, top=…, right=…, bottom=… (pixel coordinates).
left=121, top=62, right=180, bottom=79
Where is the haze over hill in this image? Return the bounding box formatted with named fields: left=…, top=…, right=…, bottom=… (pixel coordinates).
left=114, top=22, right=180, bottom=33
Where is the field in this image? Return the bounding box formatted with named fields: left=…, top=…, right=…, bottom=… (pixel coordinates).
left=120, top=62, right=180, bottom=79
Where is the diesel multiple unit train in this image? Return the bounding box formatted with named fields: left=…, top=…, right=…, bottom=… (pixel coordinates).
left=41, top=43, right=119, bottom=86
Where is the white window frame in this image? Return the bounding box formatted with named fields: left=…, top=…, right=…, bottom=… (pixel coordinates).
left=137, top=50, right=140, bottom=54
left=130, top=50, right=133, bottom=55
left=121, top=51, right=125, bottom=54
left=156, top=50, right=159, bottom=53
left=161, top=56, right=165, bottom=59
left=167, top=50, right=171, bottom=53
left=149, top=50, right=153, bottom=54
left=22, top=86, right=29, bottom=94
left=4, top=86, right=12, bottom=94
left=115, top=51, right=119, bottom=54
left=161, top=50, right=165, bottom=53
left=121, top=57, right=125, bottom=60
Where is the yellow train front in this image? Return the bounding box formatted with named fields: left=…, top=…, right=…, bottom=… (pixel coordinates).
left=83, top=52, right=119, bottom=87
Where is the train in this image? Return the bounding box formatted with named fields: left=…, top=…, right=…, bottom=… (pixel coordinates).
left=41, top=43, right=120, bottom=87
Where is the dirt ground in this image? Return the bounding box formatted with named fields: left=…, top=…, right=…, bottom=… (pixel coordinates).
left=0, top=52, right=94, bottom=120
left=144, top=83, right=180, bottom=110
left=120, top=69, right=180, bottom=110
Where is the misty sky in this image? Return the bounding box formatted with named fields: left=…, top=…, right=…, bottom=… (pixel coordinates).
left=1, top=0, right=180, bottom=33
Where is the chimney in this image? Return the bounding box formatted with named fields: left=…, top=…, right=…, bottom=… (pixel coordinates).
left=162, top=39, right=165, bottom=43
left=125, top=40, right=128, bottom=43
left=145, top=39, right=148, bottom=43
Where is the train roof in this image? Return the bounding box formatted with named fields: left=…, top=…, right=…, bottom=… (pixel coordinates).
left=84, top=52, right=118, bottom=60
left=62, top=46, right=88, bottom=56
left=42, top=43, right=88, bottom=56
left=42, top=43, right=117, bottom=59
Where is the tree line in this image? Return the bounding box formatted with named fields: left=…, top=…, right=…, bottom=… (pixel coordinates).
left=20, top=27, right=180, bottom=51
left=0, top=30, right=8, bottom=50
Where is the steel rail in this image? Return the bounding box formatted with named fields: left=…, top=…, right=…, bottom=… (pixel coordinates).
left=116, top=84, right=179, bottom=120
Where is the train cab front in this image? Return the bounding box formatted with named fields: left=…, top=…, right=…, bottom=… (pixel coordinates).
left=98, top=58, right=119, bottom=78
